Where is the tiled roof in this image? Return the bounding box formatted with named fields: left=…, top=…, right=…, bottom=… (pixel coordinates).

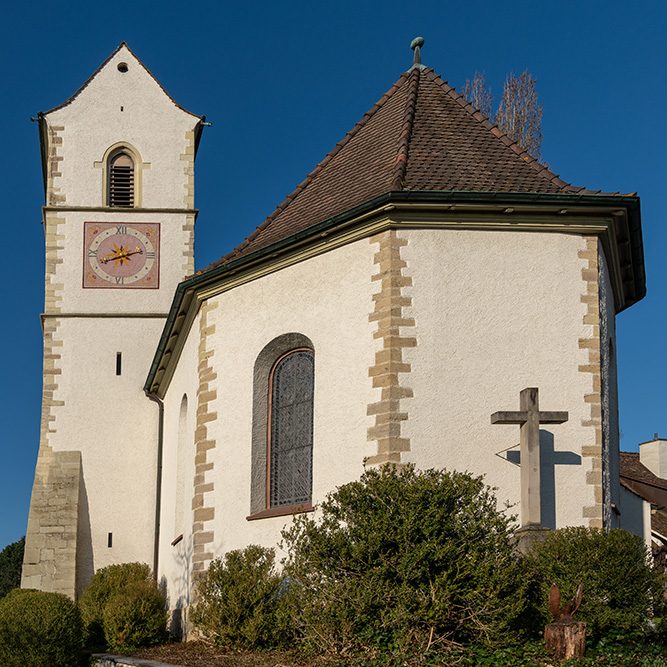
left=619, top=452, right=667, bottom=491
left=206, top=64, right=604, bottom=271
left=619, top=453, right=667, bottom=544
left=654, top=510, right=667, bottom=539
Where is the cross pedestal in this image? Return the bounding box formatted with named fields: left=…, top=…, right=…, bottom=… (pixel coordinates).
left=491, top=387, right=568, bottom=554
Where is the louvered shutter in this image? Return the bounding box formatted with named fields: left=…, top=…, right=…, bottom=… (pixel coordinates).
left=109, top=153, right=134, bottom=207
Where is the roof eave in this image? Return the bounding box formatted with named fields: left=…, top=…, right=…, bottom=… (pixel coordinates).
left=37, top=112, right=48, bottom=199
left=144, top=190, right=646, bottom=397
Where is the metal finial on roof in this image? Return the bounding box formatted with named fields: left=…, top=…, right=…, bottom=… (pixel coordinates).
left=409, top=37, right=426, bottom=72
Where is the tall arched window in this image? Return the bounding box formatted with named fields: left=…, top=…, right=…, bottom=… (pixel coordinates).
left=108, top=152, right=134, bottom=207
left=248, top=333, right=315, bottom=519
left=268, top=349, right=314, bottom=507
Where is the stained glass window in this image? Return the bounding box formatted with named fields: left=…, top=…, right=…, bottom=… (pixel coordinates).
left=269, top=349, right=314, bottom=507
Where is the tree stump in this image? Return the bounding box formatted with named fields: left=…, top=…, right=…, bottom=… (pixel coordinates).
left=545, top=621, right=586, bottom=660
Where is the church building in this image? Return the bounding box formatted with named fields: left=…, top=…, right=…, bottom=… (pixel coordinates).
left=22, top=41, right=646, bottom=619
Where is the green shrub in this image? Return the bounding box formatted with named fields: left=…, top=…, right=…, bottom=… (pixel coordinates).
left=78, top=562, right=166, bottom=649
left=0, top=537, right=25, bottom=600
left=0, top=588, right=83, bottom=667
left=281, top=465, right=526, bottom=658
left=102, top=579, right=167, bottom=650
left=526, top=527, right=667, bottom=640
left=191, top=544, right=290, bottom=647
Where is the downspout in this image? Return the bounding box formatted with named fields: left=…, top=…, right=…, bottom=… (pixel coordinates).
left=147, top=392, right=165, bottom=579
left=36, top=112, right=49, bottom=199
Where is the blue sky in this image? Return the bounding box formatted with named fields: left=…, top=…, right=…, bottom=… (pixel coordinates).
left=1, top=0, right=665, bottom=549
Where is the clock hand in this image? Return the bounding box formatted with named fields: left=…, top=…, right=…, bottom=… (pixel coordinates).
left=99, top=247, right=144, bottom=264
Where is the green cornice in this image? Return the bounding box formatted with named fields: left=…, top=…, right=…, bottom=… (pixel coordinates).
left=144, top=190, right=645, bottom=398
left=42, top=205, right=199, bottom=215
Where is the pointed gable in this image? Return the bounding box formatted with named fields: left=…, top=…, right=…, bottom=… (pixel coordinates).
left=43, top=42, right=200, bottom=119
left=211, top=63, right=601, bottom=268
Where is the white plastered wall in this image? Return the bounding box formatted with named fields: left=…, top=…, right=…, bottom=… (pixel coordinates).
left=400, top=229, right=596, bottom=528
left=47, top=210, right=191, bottom=314
left=157, top=319, right=200, bottom=611
left=619, top=486, right=652, bottom=550
left=48, top=317, right=162, bottom=584
left=158, top=239, right=380, bottom=603
left=156, top=226, right=620, bottom=608
left=640, top=439, right=667, bottom=479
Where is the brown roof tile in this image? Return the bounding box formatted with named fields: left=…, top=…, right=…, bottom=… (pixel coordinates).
left=403, top=70, right=566, bottom=193
left=205, top=64, right=606, bottom=271
left=620, top=452, right=667, bottom=491
left=653, top=509, right=667, bottom=539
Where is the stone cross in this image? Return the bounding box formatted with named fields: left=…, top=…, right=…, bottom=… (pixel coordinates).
left=491, top=388, right=568, bottom=528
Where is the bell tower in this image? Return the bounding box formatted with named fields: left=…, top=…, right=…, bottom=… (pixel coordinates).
left=22, top=43, right=205, bottom=598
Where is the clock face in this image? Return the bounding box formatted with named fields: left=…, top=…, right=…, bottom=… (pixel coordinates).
left=84, top=222, right=160, bottom=289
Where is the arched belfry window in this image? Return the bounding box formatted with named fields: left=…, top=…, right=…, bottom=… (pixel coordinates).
left=249, top=333, right=315, bottom=519
left=98, top=143, right=142, bottom=207
left=269, top=349, right=314, bottom=507
left=108, top=152, right=134, bottom=207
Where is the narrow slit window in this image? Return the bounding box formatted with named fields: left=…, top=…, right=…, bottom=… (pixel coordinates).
left=108, top=152, right=134, bottom=207
left=107, top=532, right=113, bottom=548
left=116, top=352, right=122, bottom=376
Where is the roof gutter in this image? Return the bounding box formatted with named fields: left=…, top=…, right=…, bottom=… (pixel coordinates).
left=37, top=112, right=48, bottom=199
left=146, top=391, right=165, bottom=579
left=620, top=474, right=667, bottom=493
left=144, top=189, right=645, bottom=397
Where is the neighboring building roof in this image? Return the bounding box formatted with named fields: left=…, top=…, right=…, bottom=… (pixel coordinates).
left=620, top=452, right=667, bottom=492
left=620, top=452, right=667, bottom=547
left=654, top=510, right=667, bottom=540
left=205, top=58, right=614, bottom=271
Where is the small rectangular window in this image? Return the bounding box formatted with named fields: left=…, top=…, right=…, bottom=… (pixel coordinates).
left=108, top=532, right=113, bottom=548
left=116, top=352, right=122, bottom=376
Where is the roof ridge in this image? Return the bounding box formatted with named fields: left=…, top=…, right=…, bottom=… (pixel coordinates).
left=43, top=42, right=201, bottom=118
left=207, top=72, right=412, bottom=269
left=420, top=68, right=596, bottom=195
left=391, top=67, right=421, bottom=190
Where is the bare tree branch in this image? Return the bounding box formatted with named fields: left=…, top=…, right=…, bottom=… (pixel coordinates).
left=461, top=71, right=493, bottom=118
left=494, top=69, right=544, bottom=161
